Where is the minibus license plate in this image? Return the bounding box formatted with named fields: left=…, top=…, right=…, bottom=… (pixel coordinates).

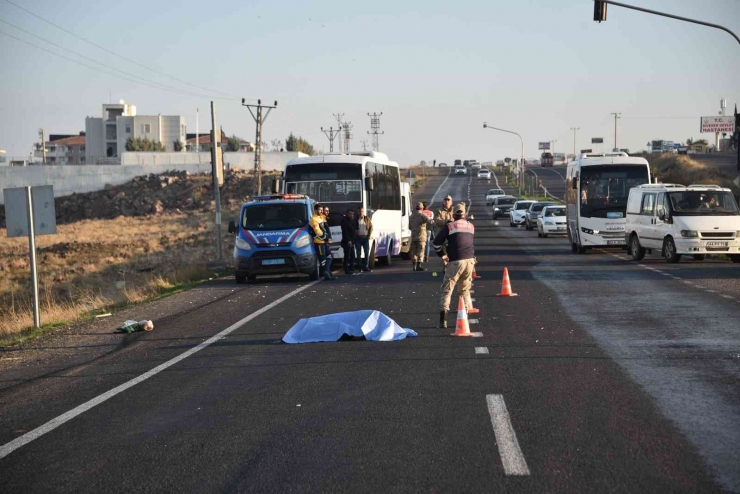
left=607, top=239, right=625, bottom=246
left=705, top=241, right=728, bottom=247
left=262, top=259, right=285, bottom=266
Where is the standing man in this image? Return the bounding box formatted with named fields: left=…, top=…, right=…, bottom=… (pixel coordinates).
left=434, top=195, right=455, bottom=272
left=322, top=205, right=335, bottom=275
left=355, top=207, right=373, bottom=272
left=409, top=202, right=434, bottom=271
left=432, top=203, right=475, bottom=329
left=340, top=209, right=358, bottom=275
left=421, top=201, right=433, bottom=263
left=309, top=204, right=334, bottom=281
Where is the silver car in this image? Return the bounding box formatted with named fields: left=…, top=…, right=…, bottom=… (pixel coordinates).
left=525, top=201, right=556, bottom=231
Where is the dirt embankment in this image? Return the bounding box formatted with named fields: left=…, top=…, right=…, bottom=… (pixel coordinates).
left=635, top=153, right=739, bottom=196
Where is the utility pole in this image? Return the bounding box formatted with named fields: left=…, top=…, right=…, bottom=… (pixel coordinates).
left=367, top=112, right=384, bottom=151
left=611, top=112, right=621, bottom=150
left=321, top=126, right=340, bottom=153
left=360, top=140, right=369, bottom=151
left=551, top=139, right=557, bottom=154
left=242, top=98, right=278, bottom=196
left=38, top=128, right=46, bottom=164
left=342, top=121, right=353, bottom=154
left=209, top=102, right=223, bottom=262
left=570, top=127, right=580, bottom=156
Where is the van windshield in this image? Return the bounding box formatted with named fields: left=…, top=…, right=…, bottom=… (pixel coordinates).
left=667, top=191, right=739, bottom=215
left=241, top=204, right=308, bottom=231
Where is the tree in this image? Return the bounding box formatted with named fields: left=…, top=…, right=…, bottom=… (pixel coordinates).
left=125, top=137, right=165, bottom=152
left=173, top=140, right=184, bottom=152
left=285, top=133, right=317, bottom=155
left=226, top=135, right=242, bottom=152
left=270, top=139, right=284, bottom=152
left=686, top=138, right=694, bottom=146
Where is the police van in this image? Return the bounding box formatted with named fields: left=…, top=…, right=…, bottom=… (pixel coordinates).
left=228, top=194, right=319, bottom=282
left=625, top=184, right=740, bottom=263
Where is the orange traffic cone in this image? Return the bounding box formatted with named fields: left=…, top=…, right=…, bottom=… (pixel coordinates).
left=472, top=266, right=482, bottom=280
left=451, top=297, right=474, bottom=336
left=496, top=268, right=518, bottom=297
left=467, top=295, right=480, bottom=314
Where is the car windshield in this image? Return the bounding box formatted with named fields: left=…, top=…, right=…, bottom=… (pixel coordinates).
left=488, top=189, right=504, bottom=195
left=497, top=198, right=516, bottom=205
left=667, top=191, right=739, bottom=215
left=515, top=202, right=533, bottom=210
left=241, top=204, right=308, bottom=231
left=531, top=203, right=555, bottom=212
left=544, top=208, right=566, bottom=217
left=580, top=165, right=649, bottom=218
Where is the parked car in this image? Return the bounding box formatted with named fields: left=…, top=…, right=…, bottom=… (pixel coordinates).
left=525, top=201, right=556, bottom=230
left=486, top=188, right=506, bottom=205
left=454, top=166, right=467, bottom=175
left=625, top=183, right=740, bottom=263
left=492, top=196, right=517, bottom=219
left=509, top=200, right=536, bottom=226
left=536, top=205, right=567, bottom=237
left=477, top=169, right=491, bottom=180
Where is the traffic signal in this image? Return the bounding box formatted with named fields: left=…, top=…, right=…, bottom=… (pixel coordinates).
left=593, top=0, right=607, bottom=22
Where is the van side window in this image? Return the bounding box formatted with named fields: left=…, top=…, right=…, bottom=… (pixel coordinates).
left=655, top=193, right=666, bottom=217
left=641, top=193, right=656, bottom=214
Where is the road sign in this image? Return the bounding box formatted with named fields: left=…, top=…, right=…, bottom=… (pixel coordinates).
left=591, top=137, right=604, bottom=144
left=538, top=142, right=550, bottom=150
left=700, top=116, right=735, bottom=133
left=4, top=185, right=56, bottom=238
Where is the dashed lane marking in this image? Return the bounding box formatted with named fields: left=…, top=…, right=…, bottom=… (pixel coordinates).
left=486, top=395, right=531, bottom=476
left=721, top=295, right=734, bottom=300
left=0, top=280, right=322, bottom=461
left=470, top=319, right=479, bottom=324
left=475, top=347, right=489, bottom=354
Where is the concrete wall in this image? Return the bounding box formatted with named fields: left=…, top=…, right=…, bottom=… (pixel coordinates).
left=0, top=151, right=308, bottom=204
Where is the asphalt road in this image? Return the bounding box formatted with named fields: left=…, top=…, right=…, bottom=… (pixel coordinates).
left=1, top=169, right=738, bottom=492
left=526, top=166, right=567, bottom=202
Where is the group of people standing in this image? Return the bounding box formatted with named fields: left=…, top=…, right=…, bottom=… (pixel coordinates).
left=309, top=203, right=374, bottom=281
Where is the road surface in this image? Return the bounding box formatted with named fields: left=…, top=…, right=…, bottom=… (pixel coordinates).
left=1, top=169, right=738, bottom=492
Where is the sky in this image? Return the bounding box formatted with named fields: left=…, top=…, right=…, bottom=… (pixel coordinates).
left=0, top=0, right=738, bottom=165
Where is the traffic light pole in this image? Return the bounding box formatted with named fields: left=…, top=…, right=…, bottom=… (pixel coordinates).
left=593, top=1, right=739, bottom=45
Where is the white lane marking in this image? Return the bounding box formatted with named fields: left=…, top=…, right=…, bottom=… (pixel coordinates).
left=721, top=295, right=734, bottom=299
left=475, top=347, right=489, bottom=354
left=470, top=319, right=479, bottom=324
left=486, top=394, right=531, bottom=476
left=429, top=168, right=453, bottom=207
left=0, top=280, right=321, bottom=461
left=673, top=276, right=682, bottom=280
left=705, top=289, right=716, bottom=293
left=660, top=272, right=671, bottom=276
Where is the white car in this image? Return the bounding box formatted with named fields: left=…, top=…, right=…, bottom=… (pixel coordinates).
left=477, top=169, right=491, bottom=180
left=625, top=183, right=740, bottom=263
left=485, top=188, right=506, bottom=205
left=471, top=162, right=482, bottom=170
left=509, top=200, right=536, bottom=226
left=454, top=166, right=467, bottom=175
left=537, top=205, right=567, bottom=237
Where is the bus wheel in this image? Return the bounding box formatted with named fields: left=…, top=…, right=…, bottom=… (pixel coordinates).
left=379, top=241, right=393, bottom=266
left=368, top=242, right=377, bottom=269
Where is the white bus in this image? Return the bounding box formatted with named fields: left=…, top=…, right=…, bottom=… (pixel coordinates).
left=281, top=152, right=411, bottom=268
left=565, top=152, right=651, bottom=253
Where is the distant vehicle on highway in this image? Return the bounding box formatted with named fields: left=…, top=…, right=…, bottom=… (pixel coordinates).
left=509, top=200, right=536, bottom=226
left=477, top=168, right=491, bottom=180
left=625, top=184, right=740, bottom=263
left=471, top=161, right=482, bottom=170
left=228, top=194, right=318, bottom=283
left=455, top=165, right=467, bottom=175
left=553, top=153, right=568, bottom=166
left=565, top=152, right=651, bottom=253
left=492, top=196, right=517, bottom=219
left=283, top=151, right=412, bottom=267
left=486, top=188, right=506, bottom=205
left=438, top=162, right=448, bottom=167
left=651, top=140, right=676, bottom=154
left=537, top=205, right=567, bottom=237
left=525, top=201, right=556, bottom=230
left=541, top=152, right=554, bottom=167
left=454, top=159, right=462, bottom=167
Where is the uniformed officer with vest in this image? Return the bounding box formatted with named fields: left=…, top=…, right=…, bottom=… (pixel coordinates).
left=432, top=202, right=475, bottom=329
left=409, top=202, right=434, bottom=271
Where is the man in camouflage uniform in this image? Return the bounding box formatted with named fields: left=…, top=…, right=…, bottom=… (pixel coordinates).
left=409, top=202, right=434, bottom=271
left=434, top=195, right=454, bottom=272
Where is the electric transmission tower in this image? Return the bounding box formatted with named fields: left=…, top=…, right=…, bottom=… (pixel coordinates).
left=341, top=121, right=353, bottom=154
left=242, top=98, right=278, bottom=196
left=367, top=112, right=384, bottom=151
left=321, top=127, right=341, bottom=152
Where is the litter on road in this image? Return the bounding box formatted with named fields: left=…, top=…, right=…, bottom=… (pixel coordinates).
left=282, top=310, right=418, bottom=344
left=118, top=320, right=154, bottom=333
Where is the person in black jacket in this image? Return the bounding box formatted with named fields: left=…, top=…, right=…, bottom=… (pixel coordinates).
left=340, top=209, right=358, bottom=275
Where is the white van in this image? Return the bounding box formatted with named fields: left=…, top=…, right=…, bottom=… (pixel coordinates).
left=625, top=184, right=740, bottom=263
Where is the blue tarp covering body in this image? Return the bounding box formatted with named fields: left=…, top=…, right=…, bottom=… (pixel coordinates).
left=282, top=310, right=418, bottom=344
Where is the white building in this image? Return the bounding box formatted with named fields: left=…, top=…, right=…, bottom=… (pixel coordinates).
left=85, top=100, right=185, bottom=164
left=0, top=149, right=6, bottom=165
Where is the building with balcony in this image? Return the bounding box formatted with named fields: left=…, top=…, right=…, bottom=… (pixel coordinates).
left=85, top=100, right=185, bottom=164
left=34, top=133, right=86, bottom=164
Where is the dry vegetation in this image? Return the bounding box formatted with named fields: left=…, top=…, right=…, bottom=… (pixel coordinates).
left=636, top=153, right=739, bottom=195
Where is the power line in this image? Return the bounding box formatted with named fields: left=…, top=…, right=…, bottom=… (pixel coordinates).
left=0, top=19, right=235, bottom=101
left=3, top=0, right=239, bottom=99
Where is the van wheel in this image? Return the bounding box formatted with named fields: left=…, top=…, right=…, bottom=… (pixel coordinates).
left=731, top=255, right=740, bottom=263
left=692, top=254, right=706, bottom=261
left=308, top=257, right=320, bottom=281
left=235, top=274, right=247, bottom=284
left=630, top=234, right=646, bottom=261
left=368, top=242, right=377, bottom=269
left=247, top=274, right=257, bottom=281
left=663, top=237, right=681, bottom=263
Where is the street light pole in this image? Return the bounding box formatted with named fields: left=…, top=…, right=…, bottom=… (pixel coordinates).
left=570, top=127, right=579, bottom=156
left=483, top=123, right=524, bottom=196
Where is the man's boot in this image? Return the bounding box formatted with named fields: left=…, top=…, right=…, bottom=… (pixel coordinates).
left=439, top=310, right=448, bottom=329
left=413, top=262, right=418, bottom=271
left=416, top=262, right=426, bottom=272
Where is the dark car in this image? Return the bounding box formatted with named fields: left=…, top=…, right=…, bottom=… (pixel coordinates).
left=492, top=196, right=517, bottom=219
left=525, top=201, right=556, bottom=230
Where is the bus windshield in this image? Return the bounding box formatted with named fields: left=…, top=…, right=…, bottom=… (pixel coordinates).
left=580, top=165, right=649, bottom=218
left=241, top=203, right=307, bottom=231
left=667, top=191, right=739, bottom=216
